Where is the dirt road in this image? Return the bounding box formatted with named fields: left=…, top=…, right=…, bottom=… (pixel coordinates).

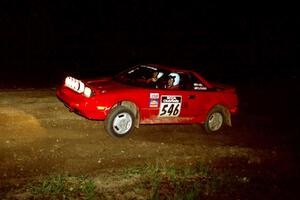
left=0, top=89, right=299, bottom=199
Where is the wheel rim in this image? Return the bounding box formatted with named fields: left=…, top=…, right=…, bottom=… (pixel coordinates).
left=112, top=112, right=133, bottom=135
left=208, top=112, right=223, bottom=131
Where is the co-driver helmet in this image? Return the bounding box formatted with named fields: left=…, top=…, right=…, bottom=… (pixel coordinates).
left=168, top=73, right=180, bottom=86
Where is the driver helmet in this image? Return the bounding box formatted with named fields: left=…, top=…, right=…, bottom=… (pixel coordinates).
left=168, top=73, right=180, bottom=86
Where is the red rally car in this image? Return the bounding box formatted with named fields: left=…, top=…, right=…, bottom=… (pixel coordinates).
left=56, top=64, right=238, bottom=137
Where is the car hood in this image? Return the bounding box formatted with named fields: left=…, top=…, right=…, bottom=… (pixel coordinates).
left=84, top=77, right=130, bottom=92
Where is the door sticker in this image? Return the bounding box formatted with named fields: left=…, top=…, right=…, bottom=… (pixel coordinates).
left=159, top=95, right=182, bottom=117
left=149, top=93, right=159, bottom=108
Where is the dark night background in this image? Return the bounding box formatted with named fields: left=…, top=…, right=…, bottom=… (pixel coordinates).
left=1, top=1, right=299, bottom=81
left=0, top=1, right=299, bottom=133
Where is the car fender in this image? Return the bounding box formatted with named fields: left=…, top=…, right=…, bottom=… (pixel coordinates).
left=109, top=99, right=141, bottom=128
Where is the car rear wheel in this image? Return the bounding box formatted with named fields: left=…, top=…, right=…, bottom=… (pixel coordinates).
left=203, top=107, right=224, bottom=133
left=104, top=106, right=135, bottom=137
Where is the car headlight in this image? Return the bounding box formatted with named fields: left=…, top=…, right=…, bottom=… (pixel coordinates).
left=83, top=87, right=93, bottom=98
left=65, top=76, right=84, bottom=93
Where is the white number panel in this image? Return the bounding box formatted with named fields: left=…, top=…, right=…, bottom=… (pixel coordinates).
left=159, top=95, right=182, bottom=117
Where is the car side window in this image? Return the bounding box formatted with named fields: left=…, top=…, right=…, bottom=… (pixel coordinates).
left=155, top=72, right=183, bottom=90
left=180, top=73, right=207, bottom=91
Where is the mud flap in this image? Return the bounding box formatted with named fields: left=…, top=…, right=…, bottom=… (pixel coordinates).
left=224, top=108, right=232, bottom=127
left=215, top=105, right=232, bottom=127
left=135, top=111, right=140, bottom=128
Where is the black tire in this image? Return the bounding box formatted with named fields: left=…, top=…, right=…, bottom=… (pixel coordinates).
left=203, top=107, right=224, bottom=133
left=104, top=106, right=135, bottom=137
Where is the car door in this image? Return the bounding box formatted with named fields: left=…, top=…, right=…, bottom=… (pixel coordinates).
left=177, top=72, right=216, bottom=122
left=141, top=72, right=193, bottom=123
left=142, top=88, right=189, bottom=124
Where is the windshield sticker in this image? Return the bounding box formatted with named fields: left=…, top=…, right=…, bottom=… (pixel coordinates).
left=141, top=65, right=157, bottom=71
left=128, top=69, right=135, bottom=74
left=159, top=95, right=182, bottom=117
left=149, top=93, right=159, bottom=108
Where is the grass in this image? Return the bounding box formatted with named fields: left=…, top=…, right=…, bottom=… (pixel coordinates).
left=121, top=161, right=244, bottom=199
left=28, top=175, right=96, bottom=199
left=23, top=161, right=252, bottom=199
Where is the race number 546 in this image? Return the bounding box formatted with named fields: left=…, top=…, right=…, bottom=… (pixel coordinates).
left=159, top=96, right=182, bottom=117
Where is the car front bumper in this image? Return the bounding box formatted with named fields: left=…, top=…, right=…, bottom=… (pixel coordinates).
left=56, top=86, right=107, bottom=120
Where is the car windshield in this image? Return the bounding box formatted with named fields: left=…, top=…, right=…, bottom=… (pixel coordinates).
left=114, top=65, right=166, bottom=88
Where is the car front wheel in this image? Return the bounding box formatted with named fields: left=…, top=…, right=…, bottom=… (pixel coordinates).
left=203, top=107, right=224, bottom=133
left=104, top=106, right=135, bottom=137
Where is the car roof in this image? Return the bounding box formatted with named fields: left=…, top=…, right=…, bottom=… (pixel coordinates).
left=145, top=64, right=196, bottom=73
